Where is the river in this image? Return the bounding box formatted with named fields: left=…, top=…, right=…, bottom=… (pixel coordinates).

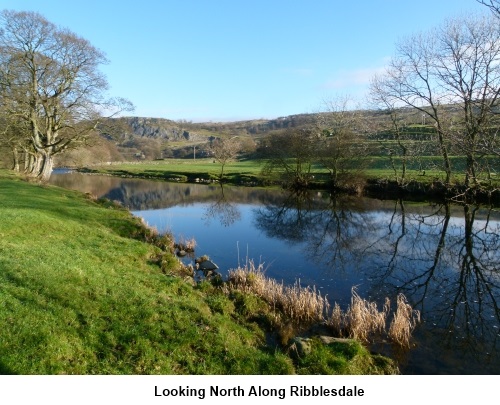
left=50, top=171, right=500, bottom=374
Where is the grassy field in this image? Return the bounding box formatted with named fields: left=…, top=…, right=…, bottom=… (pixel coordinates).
left=0, top=170, right=397, bottom=374
left=83, top=157, right=475, bottom=187
left=85, top=158, right=268, bottom=185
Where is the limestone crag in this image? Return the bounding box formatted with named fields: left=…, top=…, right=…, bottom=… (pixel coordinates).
left=126, top=117, right=206, bottom=142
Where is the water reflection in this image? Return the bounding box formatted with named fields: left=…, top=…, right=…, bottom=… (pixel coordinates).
left=50, top=173, right=280, bottom=210
left=255, top=190, right=500, bottom=373
left=254, top=192, right=376, bottom=273
left=375, top=202, right=500, bottom=368
left=202, top=184, right=241, bottom=227
left=49, top=173, right=500, bottom=373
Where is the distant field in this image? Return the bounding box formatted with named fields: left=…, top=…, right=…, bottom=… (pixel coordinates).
left=86, top=156, right=476, bottom=181
left=97, top=158, right=264, bottom=175
left=120, top=156, right=500, bottom=191
left=88, top=158, right=270, bottom=184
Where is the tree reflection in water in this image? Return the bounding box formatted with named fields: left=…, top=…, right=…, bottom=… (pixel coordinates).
left=202, top=184, right=241, bottom=227
left=254, top=190, right=500, bottom=373
left=253, top=190, right=375, bottom=274
left=367, top=202, right=500, bottom=365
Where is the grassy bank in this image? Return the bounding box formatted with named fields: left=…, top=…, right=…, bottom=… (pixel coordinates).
left=0, top=170, right=397, bottom=374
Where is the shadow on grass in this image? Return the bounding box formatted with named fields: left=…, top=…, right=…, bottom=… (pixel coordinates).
left=0, top=361, right=16, bottom=375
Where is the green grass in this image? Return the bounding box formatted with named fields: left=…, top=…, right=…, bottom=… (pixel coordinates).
left=0, top=170, right=397, bottom=374
left=87, top=159, right=267, bottom=184
left=0, top=171, right=291, bottom=374
left=294, top=338, right=398, bottom=375
left=84, top=157, right=467, bottom=188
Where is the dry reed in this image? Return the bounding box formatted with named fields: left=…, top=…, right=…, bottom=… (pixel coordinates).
left=226, top=261, right=330, bottom=324
left=341, top=289, right=390, bottom=342
left=175, top=236, right=197, bottom=252
left=226, top=262, right=421, bottom=348
left=328, top=303, right=344, bottom=335
left=184, top=237, right=196, bottom=251
left=388, top=294, right=421, bottom=348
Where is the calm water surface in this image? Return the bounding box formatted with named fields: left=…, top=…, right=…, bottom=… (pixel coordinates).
left=50, top=172, right=500, bottom=374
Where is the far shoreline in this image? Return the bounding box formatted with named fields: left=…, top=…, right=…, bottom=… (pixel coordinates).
left=71, top=162, right=500, bottom=207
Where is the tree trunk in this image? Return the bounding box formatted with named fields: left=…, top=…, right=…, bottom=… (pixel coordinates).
left=24, top=151, right=54, bottom=181
left=37, top=152, right=54, bottom=181
left=464, top=154, right=478, bottom=189
left=11, top=148, right=20, bottom=172
left=24, top=152, right=37, bottom=175
left=436, top=125, right=452, bottom=186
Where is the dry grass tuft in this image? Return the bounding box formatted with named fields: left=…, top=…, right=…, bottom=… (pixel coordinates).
left=341, top=289, right=390, bottom=342
left=183, top=237, right=197, bottom=252
left=328, top=303, right=344, bottom=336
left=226, top=261, right=330, bottom=324
left=175, top=235, right=197, bottom=252
left=388, top=294, right=421, bottom=348
left=226, top=262, right=421, bottom=348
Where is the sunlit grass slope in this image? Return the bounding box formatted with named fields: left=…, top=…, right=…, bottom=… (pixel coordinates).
left=0, top=171, right=294, bottom=374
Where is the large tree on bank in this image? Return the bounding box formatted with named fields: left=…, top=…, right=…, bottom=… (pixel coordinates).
left=0, top=10, right=131, bottom=181
left=371, top=13, right=500, bottom=190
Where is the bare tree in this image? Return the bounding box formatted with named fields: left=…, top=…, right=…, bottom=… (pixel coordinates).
left=371, top=14, right=500, bottom=190
left=315, top=96, right=371, bottom=190
left=261, top=128, right=316, bottom=189
left=0, top=112, right=24, bottom=170
left=370, top=79, right=428, bottom=186
left=0, top=10, right=132, bottom=181
left=209, top=136, right=241, bottom=180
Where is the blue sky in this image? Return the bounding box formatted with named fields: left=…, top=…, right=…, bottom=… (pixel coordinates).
left=0, top=0, right=491, bottom=121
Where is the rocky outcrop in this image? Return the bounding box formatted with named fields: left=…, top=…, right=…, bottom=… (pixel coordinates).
left=124, top=117, right=207, bottom=142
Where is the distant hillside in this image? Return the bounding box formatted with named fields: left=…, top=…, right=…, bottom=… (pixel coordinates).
left=99, top=114, right=319, bottom=141
left=53, top=114, right=323, bottom=167
left=54, top=109, right=425, bottom=167
left=65, top=114, right=320, bottom=163
left=101, top=117, right=207, bottom=142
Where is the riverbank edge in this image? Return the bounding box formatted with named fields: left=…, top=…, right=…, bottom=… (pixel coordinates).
left=76, top=166, right=500, bottom=205
left=0, top=170, right=398, bottom=375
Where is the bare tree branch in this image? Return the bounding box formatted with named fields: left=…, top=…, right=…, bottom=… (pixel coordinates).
left=477, top=0, right=500, bottom=16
